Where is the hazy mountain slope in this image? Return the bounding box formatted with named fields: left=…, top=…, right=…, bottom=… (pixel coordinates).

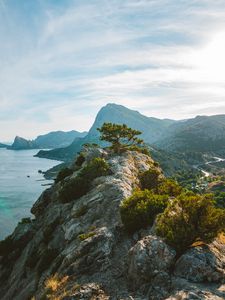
left=7, top=136, right=38, bottom=150
left=7, top=130, right=87, bottom=150
left=36, top=103, right=176, bottom=161
left=155, top=115, right=225, bottom=152
left=35, top=130, right=87, bottom=148
left=0, top=143, right=7, bottom=148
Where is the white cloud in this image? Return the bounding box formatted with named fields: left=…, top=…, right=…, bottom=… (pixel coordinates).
left=1, top=0, right=225, bottom=140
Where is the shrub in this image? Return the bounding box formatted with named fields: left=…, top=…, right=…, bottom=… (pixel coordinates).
left=79, top=157, right=110, bottom=180
left=55, top=167, right=73, bottom=183
left=59, top=158, right=110, bottom=203
left=75, top=153, right=85, bottom=167
left=19, top=217, right=32, bottom=224
left=156, top=193, right=225, bottom=254
left=120, top=190, right=169, bottom=233
left=139, top=168, right=161, bottom=190
left=155, top=178, right=183, bottom=197
left=59, top=176, right=89, bottom=203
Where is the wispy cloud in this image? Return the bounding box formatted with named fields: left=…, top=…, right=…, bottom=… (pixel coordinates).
left=1, top=0, right=225, bottom=140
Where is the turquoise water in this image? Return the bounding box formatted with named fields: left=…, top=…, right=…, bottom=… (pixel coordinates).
left=0, top=149, right=60, bottom=240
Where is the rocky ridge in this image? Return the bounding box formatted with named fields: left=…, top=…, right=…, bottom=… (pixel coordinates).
left=0, top=149, right=225, bottom=300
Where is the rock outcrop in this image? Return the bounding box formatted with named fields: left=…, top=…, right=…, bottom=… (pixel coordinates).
left=0, top=149, right=225, bottom=300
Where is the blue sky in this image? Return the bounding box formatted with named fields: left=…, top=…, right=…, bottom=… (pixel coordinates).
left=1, top=0, right=225, bottom=140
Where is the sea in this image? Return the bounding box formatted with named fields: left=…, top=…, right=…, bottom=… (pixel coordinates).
left=0, top=148, right=60, bottom=240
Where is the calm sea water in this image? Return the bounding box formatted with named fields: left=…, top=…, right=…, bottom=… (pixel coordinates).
left=0, top=149, right=60, bottom=240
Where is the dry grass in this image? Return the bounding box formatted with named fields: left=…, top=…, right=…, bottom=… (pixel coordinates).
left=191, top=240, right=205, bottom=247
left=43, top=273, right=79, bottom=300
left=218, top=232, right=225, bottom=244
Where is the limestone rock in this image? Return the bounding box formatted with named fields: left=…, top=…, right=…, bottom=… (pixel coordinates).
left=174, top=242, right=225, bottom=283
left=128, top=235, right=176, bottom=287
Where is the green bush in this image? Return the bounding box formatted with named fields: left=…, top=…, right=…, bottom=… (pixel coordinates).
left=155, top=178, right=183, bottom=197
left=156, top=193, right=225, bottom=254
left=139, top=169, right=161, bottom=190
left=79, top=157, right=110, bottom=180
left=59, top=176, right=89, bottom=203
left=75, top=153, right=85, bottom=167
left=55, top=167, right=73, bottom=183
left=59, top=158, right=110, bottom=203
left=19, top=217, right=32, bottom=224
left=120, top=190, right=169, bottom=233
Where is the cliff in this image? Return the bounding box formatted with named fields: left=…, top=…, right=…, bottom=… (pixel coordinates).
left=7, top=136, right=38, bottom=150
left=0, top=149, right=225, bottom=300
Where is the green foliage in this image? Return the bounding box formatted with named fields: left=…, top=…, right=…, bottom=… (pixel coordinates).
left=55, top=167, right=73, bottom=183
left=97, top=122, right=144, bottom=153
left=19, top=217, right=32, bottom=224
left=139, top=169, right=161, bottom=190
left=120, top=190, right=169, bottom=233
left=75, top=153, right=85, bottom=167
left=59, top=158, right=110, bottom=203
left=214, top=191, right=225, bottom=208
left=78, top=231, right=96, bottom=241
left=156, top=178, right=183, bottom=197
left=59, top=176, right=89, bottom=203
left=156, top=193, right=225, bottom=254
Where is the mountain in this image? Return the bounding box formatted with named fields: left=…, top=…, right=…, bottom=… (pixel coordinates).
left=36, top=103, right=176, bottom=161
left=35, top=130, right=87, bottom=148
left=154, top=115, right=225, bottom=153
left=7, top=136, right=38, bottom=150
left=0, top=143, right=7, bottom=148
left=1, top=148, right=224, bottom=299
left=7, top=130, right=87, bottom=150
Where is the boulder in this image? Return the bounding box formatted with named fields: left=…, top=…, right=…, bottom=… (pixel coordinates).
left=174, top=242, right=225, bottom=283
left=128, top=235, right=176, bottom=287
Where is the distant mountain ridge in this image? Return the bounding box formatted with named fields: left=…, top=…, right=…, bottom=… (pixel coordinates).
left=36, top=103, right=176, bottom=161
left=0, top=143, right=7, bottom=148
left=7, top=130, right=87, bottom=150
left=36, top=104, right=225, bottom=166
left=154, top=114, right=225, bottom=152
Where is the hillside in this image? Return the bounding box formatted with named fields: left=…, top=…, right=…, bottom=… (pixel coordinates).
left=35, top=103, right=175, bottom=161
left=0, top=148, right=224, bottom=300
left=155, top=115, right=225, bottom=153
left=7, top=130, right=87, bottom=150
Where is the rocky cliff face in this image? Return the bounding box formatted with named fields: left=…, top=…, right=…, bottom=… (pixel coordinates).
left=0, top=149, right=225, bottom=300
left=7, top=136, right=38, bottom=150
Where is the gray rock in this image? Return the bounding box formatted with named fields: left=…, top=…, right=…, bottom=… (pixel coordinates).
left=128, top=235, right=176, bottom=287
left=174, top=243, right=225, bottom=283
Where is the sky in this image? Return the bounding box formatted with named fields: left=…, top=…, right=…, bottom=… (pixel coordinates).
left=1, top=0, right=225, bottom=141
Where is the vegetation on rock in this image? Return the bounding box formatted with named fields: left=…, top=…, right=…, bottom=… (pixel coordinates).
left=156, top=192, right=225, bottom=254
left=59, top=157, right=110, bottom=202
left=139, top=168, right=161, bottom=190
left=55, top=167, right=73, bottom=183
left=120, top=190, right=169, bottom=232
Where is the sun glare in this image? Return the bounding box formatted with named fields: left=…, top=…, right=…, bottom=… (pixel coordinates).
left=192, top=32, right=225, bottom=82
